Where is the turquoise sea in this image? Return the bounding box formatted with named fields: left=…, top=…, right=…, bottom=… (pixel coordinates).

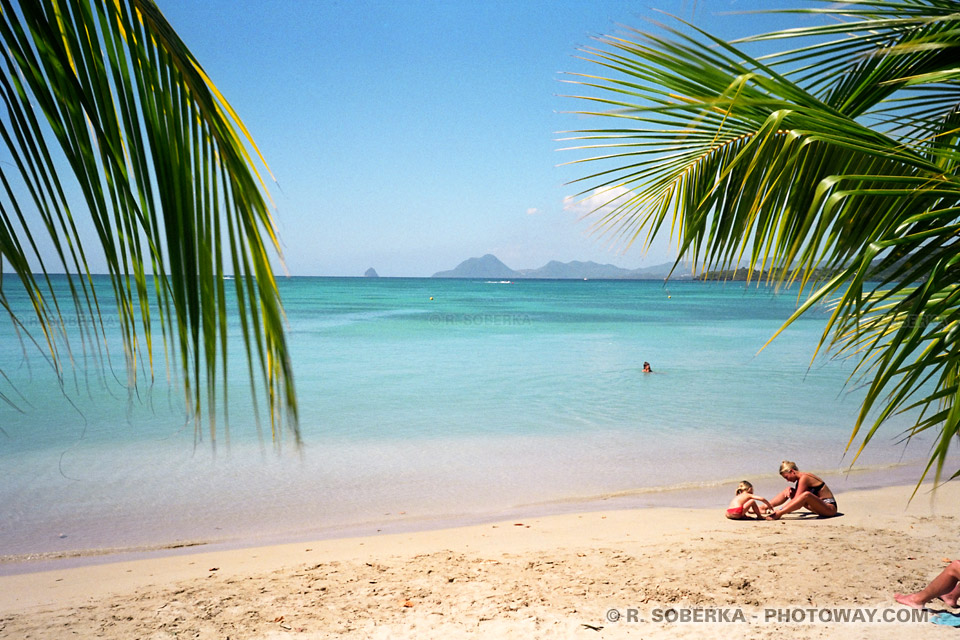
left=0, top=277, right=944, bottom=564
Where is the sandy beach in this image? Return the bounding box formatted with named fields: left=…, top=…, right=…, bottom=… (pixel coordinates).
left=0, top=482, right=957, bottom=639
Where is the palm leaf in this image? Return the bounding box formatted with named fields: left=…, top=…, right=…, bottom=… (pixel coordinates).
left=563, top=0, right=960, bottom=487
left=0, top=0, right=297, bottom=446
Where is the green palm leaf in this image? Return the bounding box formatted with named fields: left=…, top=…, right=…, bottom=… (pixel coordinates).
left=0, top=0, right=297, bottom=446
left=563, top=0, right=960, bottom=488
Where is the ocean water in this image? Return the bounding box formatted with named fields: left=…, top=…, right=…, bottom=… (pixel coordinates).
left=0, top=276, right=945, bottom=562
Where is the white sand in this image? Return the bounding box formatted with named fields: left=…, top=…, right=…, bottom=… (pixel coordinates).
left=1, top=482, right=957, bottom=639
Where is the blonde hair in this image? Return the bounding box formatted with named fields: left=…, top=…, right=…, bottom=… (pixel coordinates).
left=780, top=460, right=798, bottom=475
left=736, top=481, right=753, bottom=495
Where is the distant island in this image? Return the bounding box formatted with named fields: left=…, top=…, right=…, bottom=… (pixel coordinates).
left=364, top=267, right=380, bottom=278
left=430, top=253, right=842, bottom=281
left=431, top=254, right=694, bottom=280
left=699, top=267, right=767, bottom=281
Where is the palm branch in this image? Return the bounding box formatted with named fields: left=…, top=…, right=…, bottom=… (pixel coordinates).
left=0, top=0, right=297, bottom=445
left=562, top=0, right=960, bottom=487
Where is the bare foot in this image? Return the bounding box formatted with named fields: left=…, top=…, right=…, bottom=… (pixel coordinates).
left=943, top=594, right=958, bottom=608
left=765, top=512, right=781, bottom=521
left=894, top=593, right=926, bottom=609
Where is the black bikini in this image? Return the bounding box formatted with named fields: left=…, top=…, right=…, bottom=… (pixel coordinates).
left=792, top=480, right=837, bottom=507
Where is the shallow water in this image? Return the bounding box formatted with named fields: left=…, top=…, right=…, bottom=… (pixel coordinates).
left=0, top=277, right=947, bottom=560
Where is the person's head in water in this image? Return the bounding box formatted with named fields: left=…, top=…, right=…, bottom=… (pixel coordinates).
left=642, top=362, right=652, bottom=373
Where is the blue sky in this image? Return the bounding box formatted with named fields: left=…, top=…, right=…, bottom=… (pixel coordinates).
left=157, top=0, right=823, bottom=277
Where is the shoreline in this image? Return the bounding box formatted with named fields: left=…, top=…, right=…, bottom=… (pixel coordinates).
left=0, top=458, right=946, bottom=577
left=1, top=481, right=957, bottom=638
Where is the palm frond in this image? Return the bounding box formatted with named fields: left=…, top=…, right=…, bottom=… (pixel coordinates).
left=563, top=0, right=960, bottom=487
left=0, top=0, right=297, bottom=446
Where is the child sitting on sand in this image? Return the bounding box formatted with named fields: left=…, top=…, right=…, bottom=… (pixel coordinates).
left=726, top=481, right=773, bottom=520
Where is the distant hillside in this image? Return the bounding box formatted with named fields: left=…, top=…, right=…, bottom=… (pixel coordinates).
left=699, top=267, right=766, bottom=281
left=517, top=260, right=634, bottom=279
left=432, top=254, right=518, bottom=278
left=432, top=255, right=693, bottom=280
left=627, top=261, right=693, bottom=280
left=430, top=253, right=911, bottom=282
left=364, top=267, right=379, bottom=278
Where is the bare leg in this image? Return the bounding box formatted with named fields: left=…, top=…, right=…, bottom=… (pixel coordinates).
left=944, top=582, right=960, bottom=608
left=768, top=487, right=792, bottom=508
left=767, top=491, right=837, bottom=519
left=895, top=560, right=960, bottom=609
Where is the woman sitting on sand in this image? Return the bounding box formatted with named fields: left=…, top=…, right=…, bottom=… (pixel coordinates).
left=725, top=481, right=774, bottom=520
left=766, top=460, right=838, bottom=519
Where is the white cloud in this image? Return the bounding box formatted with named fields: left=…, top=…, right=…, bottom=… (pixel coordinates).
left=526, top=207, right=541, bottom=216
left=562, top=186, right=633, bottom=218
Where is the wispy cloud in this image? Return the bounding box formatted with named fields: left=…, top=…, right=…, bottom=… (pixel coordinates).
left=562, top=186, right=633, bottom=218
left=526, top=207, right=541, bottom=216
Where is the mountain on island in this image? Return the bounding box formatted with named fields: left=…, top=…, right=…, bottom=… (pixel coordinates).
left=431, top=254, right=692, bottom=280
left=519, top=260, right=635, bottom=279
left=627, top=261, right=692, bottom=280
left=364, top=267, right=380, bottom=278
left=432, top=254, right=518, bottom=279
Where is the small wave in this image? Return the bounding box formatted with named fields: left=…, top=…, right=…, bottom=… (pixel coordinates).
left=0, top=540, right=209, bottom=567
left=513, top=461, right=922, bottom=509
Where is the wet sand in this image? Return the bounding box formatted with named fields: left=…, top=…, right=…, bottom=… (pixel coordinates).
left=1, top=482, right=957, bottom=639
